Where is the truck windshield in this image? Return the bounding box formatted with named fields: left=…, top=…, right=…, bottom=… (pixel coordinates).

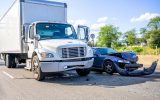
left=36, top=23, right=77, bottom=40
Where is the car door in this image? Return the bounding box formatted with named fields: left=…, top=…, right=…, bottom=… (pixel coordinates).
left=93, top=49, right=104, bottom=69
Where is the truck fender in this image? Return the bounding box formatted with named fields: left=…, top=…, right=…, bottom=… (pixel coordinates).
left=32, top=49, right=42, bottom=60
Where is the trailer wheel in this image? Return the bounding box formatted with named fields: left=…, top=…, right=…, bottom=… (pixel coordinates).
left=5, top=54, right=16, bottom=68
left=32, top=55, right=45, bottom=81
left=76, top=68, right=90, bottom=76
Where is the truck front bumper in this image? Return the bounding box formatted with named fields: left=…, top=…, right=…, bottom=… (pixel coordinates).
left=39, top=58, right=94, bottom=72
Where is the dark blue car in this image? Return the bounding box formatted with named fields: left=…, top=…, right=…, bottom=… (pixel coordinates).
left=92, top=47, right=141, bottom=74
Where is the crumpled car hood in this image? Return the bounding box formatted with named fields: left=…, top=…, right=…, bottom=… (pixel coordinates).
left=109, top=52, right=138, bottom=63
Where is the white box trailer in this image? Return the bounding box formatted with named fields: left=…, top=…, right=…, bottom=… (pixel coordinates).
left=0, top=0, right=94, bottom=81
left=0, top=0, right=67, bottom=53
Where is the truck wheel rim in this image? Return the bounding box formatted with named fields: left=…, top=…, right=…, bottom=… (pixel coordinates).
left=32, top=57, right=39, bottom=78
left=33, top=59, right=39, bottom=67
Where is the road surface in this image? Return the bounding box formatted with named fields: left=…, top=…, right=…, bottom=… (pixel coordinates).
left=0, top=60, right=160, bottom=100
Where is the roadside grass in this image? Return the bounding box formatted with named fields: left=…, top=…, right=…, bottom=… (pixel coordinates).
left=116, top=46, right=160, bottom=55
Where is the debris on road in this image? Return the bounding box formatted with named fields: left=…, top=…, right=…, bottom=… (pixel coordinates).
left=114, top=60, right=158, bottom=76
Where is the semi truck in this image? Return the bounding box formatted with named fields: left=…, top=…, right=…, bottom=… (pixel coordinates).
left=0, top=0, right=94, bottom=81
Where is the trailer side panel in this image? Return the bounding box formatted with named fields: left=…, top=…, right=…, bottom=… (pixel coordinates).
left=0, top=0, right=21, bottom=53
left=21, top=0, right=67, bottom=24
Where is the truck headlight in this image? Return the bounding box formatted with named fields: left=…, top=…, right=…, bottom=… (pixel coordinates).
left=118, top=60, right=130, bottom=64
left=40, top=52, right=54, bottom=58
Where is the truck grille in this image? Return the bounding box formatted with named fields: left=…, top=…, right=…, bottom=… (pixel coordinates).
left=62, top=47, right=86, bottom=58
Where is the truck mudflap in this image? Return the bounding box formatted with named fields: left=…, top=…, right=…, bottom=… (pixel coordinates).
left=114, top=60, right=158, bottom=76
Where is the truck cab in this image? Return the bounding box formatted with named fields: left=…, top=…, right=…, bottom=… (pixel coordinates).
left=23, top=22, right=94, bottom=81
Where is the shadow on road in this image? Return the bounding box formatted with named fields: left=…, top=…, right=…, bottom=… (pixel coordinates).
left=42, top=71, right=160, bottom=88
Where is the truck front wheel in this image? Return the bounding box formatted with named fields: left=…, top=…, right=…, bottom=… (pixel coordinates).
left=76, top=68, right=90, bottom=76
left=32, top=55, right=45, bottom=81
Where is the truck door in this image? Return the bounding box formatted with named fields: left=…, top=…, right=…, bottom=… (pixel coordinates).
left=77, top=25, right=89, bottom=42
left=27, top=25, right=35, bottom=58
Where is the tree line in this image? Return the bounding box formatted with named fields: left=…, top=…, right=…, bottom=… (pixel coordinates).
left=96, top=16, right=160, bottom=49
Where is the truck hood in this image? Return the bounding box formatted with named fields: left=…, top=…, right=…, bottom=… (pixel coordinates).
left=39, top=39, right=87, bottom=50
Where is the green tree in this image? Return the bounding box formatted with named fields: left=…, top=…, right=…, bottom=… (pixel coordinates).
left=97, top=25, right=121, bottom=48
left=148, top=16, right=160, bottom=30
left=124, top=29, right=136, bottom=46
left=140, top=27, right=148, bottom=44
left=148, top=30, right=160, bottom=48
left=146, top=16, right=160, bottom=48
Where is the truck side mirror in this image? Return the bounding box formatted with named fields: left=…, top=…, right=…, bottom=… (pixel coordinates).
left=34, top=34, right=40, bottom=41
left=21, top=25, right=26, bottom=42
left=77, top=25, right=89, bottom=43
left=34, top=34, right=40, bottom=49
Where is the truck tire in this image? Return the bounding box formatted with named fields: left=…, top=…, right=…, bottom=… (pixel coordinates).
left=32, top=55, right=45, bottom=81
left=76, top=68, right=90, bottom=76
left=5, top=54, right=16, bottom=68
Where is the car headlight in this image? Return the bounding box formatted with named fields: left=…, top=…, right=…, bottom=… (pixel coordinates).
left=118, top=60, right=130, bottom=64
left=40, top=52, right=54, bottom=58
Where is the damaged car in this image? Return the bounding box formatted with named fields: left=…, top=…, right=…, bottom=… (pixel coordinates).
left=92, top=47, right=143, bottom=74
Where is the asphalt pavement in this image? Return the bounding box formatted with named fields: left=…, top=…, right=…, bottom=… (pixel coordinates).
left=0, top=60, right=160, bottom=100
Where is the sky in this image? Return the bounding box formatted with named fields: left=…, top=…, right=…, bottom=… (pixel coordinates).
left=0, top=0, right=160, bottom=36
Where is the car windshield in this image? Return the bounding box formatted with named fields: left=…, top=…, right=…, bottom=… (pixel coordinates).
left=96, top=48, right=117, bottom=55
left=36, top=23, right=77, bottom=40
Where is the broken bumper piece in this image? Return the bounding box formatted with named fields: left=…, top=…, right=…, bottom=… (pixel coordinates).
left=125, top=64, right=143, bottom=69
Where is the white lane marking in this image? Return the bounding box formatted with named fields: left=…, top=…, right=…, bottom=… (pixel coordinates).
left=2, top=71, right=14, bottom=79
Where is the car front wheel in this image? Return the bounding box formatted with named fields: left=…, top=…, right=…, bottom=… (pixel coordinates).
left=103, top=60, right=115, bottom=74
